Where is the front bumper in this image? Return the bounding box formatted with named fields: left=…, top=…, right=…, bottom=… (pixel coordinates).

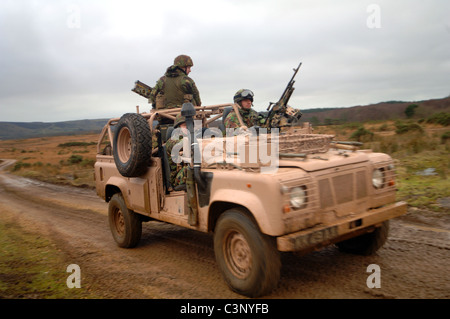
left=277, top=201, right=407, bottom=252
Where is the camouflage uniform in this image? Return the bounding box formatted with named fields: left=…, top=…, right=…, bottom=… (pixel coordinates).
left=165, top=134, right=187, bottom=187
left=150, top=55, right=201, bottom=110
left=224, top=107, right=259, bottom=128
left=224, top=89, right=259, bottom=129
left=165, top=114, right=188, bottom=188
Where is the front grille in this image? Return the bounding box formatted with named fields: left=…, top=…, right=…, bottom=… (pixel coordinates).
left=319, top=170, right=367, bottom=209
left=332, top=174, right=353, bottom=204
left=317, top=162, right=397, bottom=209
left=356, top=170, right=367, bottom=199
left=318, top=179, right=333, bottom=209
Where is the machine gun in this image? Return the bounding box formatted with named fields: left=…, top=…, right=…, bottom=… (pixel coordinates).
left=263, top=62, right=303, bottom=129
left=132, top=80, right=153, bottom=99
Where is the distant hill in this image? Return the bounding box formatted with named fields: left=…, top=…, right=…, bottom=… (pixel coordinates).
left=300, top=96, right=450, bottom=125
left=1, top=96, right=449, bottom=140
left=0, top=119, right=109, bottom=140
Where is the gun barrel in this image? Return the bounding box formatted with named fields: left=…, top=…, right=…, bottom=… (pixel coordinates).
left=278, top=62, right=301, bottom=103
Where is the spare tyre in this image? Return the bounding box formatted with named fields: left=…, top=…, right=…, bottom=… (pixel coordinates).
left=113, top=113, right=152, bottom=177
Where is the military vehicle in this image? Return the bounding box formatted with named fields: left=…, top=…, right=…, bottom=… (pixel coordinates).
left=94, top=67, right=406, bottom=297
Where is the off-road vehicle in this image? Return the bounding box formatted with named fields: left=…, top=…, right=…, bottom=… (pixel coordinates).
left=94, top=99, right=407, bottom=297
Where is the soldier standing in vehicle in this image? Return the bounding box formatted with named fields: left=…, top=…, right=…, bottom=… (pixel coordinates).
left=150, top=55, right=201, bottom=148
left=224, top=89, right=260, bottom=129
left=150, top=55, right=202, bottom=115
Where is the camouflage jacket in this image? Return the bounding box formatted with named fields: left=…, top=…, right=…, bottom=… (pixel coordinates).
left=165, top=132, right=187, bottom=187
left=224, top=107, right=259, bottom=129
left=150, top=66, right=201, bottom=108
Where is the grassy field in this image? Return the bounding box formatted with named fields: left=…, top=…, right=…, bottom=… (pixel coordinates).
left=0, top=213, right=103, bottom=299
left=0, top=133, right=100, bottom=189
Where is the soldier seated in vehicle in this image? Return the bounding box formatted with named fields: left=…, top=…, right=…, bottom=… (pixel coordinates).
left=224, top=89, right=267, bottom=132
left=224, top=89, right=258, bottom=129
left=165, top=114, right=189, bottom=190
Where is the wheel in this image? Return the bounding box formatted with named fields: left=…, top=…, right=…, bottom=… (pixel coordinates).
left=336, top=221, right=389, bottom=255
left=214, top=209, right=281, bottom=297
left=108, top=193, right=142, bottom=248
left=113, top=113, right=152, bottom=177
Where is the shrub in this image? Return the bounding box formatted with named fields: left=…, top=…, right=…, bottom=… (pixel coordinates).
left=378, top=123, right=389, bottom=132
left=68, top=155, right=83, bottom=164
left=58, top=142, right=96, bottom=147
left=406, top=137, right=428, bottom=154
left=378, top=137, right=399, bottom=154
left=441, top=131, right=450, bottom=144
left=12, top=161, right=31, bottom=171
left=426, top=112, right=450, bottom=126
left=80, top=158, right=95, bottom=168
left=395, top=121, right=424, bottom=134
left=350, top=126, right=374, bottom=142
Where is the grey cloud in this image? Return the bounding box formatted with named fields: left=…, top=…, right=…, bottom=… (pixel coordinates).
left=0, top=0, right=449, bottom=122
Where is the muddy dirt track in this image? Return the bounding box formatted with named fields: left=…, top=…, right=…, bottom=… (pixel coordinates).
left=0, top=159, right=449, bottom=299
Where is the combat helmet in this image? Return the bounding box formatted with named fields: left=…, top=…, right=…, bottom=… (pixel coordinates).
left=233, top=89, right=254, bottom=104
left=174, top=114, right=186, bottom=128
left=174, top=55, right=194, bottom=68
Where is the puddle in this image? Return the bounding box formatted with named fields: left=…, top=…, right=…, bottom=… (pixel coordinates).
left=415, top=168, right=437, bottom=176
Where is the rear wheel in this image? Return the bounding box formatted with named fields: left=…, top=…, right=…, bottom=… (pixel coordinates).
left=108, top=193, right=142, bottom=248
left=214, top=209, right=281, bottom=297
left=336, top=221, right=389, bottom=255
left=113, top=113, right=152, bottom=177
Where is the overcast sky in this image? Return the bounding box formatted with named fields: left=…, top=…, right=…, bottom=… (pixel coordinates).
left=0, top=0, right=449, bottom=122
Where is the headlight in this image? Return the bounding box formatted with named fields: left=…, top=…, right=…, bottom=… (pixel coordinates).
left=290, top=186, right=307, bottom=208
left=372, top=168, right=384, bottom=189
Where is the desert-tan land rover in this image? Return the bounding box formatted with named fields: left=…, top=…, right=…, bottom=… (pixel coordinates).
left=94, top=100, right=407, bottom=297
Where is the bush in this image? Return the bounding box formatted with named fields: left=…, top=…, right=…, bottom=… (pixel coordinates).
left=395, top=121, right=424, bottom=134
left=80, top=158, right=95, bottom=168
left=58, top=142, right=96, bottom=147
left=441, top=131, right=450, bottom=144
left=378, top=137, right=399, bottom=154
left=378, top=123, right=389, bottom=132
left=68, top=155, right=83, bottom=164
left=12, top=161, right=31, bottom=171
left=406, top=137, right=428, bottom=154
left=350, top=126, right=374, bottom=142
left=426, top=112, right=450, bottom=126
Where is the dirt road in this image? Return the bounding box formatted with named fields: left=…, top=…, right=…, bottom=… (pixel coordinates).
left=1, top=159, right=449, bottom=299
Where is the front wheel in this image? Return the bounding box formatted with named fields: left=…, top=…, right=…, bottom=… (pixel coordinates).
left=108, top=193, right=142, bottom=248
left=336, top=221, right=389, bottom=255
left=214, top=209, right=281, bottom=297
